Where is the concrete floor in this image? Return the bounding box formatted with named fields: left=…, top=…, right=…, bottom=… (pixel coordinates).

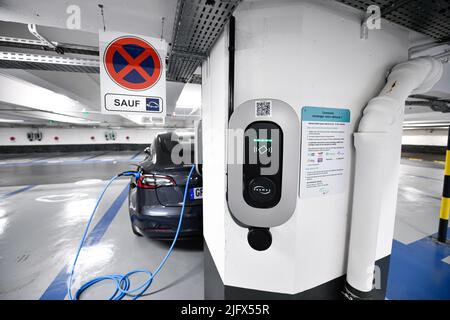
left=0, top=151, right=448, bottom=299
left=0, top=151, right=203, bottom=300
left=394, top=158, right=445, bottom=244
left=386, top=158, right=450, bottom=300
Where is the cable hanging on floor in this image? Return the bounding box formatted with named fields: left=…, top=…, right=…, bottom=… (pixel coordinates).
left=67, top=165, right=196, bottom=300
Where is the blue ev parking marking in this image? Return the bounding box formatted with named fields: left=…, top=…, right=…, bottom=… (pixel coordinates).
left=387, top=228, right=450, bottom=300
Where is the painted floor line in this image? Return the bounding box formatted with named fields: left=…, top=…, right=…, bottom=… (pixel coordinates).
left=0, top=152, right=146, bottom=168
left=82, top=152, right=108, bottom=161
left=130, top=150, right=142, bottom=160
left=0, top=185, right=35, bottom=200
left=39, top=184, right=129, bottom=300
left=387, top=227, right=450, bottom=300
left=29, top=154, right=59, bottom=164
left=404, top=174, right=442, bottom=182
left=0, top=158, right=134, bottom=168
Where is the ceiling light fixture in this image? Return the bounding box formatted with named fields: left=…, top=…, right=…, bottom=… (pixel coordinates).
left=0, top=118, right=25, bottom=123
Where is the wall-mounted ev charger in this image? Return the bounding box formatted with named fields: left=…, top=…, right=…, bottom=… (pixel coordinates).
left=227, top=99, right=300, bottom=251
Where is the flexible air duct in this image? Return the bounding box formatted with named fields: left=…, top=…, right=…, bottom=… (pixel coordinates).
left=345, top=57, right=443, bottom=298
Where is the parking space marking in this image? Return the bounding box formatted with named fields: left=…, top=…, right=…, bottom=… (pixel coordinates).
left=39, top=184, right=129, bottom=300
left=0, top=185, right=35, bottom=200
left=443, top=256, right=450, bottom=265
left=29, top=155, right=59, bottom=164
left=130, top=151, right=142, bottom=160
left=82, top=152, right=108, bottom=161
left=0, top=154, right=140, bottom=168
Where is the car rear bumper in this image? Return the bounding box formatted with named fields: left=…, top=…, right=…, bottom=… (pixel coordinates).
left=131, top=205, right=202, bottom=240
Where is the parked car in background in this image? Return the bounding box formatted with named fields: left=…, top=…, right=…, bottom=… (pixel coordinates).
left=128, top=132, right=202, bottom=239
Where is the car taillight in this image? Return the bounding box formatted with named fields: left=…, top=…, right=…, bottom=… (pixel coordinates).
left=137, top=175, right=176, bottom=189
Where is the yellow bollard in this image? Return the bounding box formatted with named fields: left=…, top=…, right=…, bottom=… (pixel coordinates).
left=438, top=129, right=450, bottom=243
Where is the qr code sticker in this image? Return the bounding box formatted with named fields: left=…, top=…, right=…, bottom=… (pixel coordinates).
left=255, top=100, right=272, bottom=117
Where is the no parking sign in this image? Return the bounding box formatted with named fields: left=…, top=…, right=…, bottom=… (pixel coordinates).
left=99, top=31, right=166, bottom=116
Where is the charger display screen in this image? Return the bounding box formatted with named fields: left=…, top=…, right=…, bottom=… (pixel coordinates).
left=243, top=121, right=283, bottom=208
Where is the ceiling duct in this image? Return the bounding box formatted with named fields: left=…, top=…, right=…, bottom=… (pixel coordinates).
left=190, top=74, right=202, bottom=84
left=0, top=51, right=99, bottom=73
left=0, top=25, right=100, bottom=73
left=0, top=36, right=99, bottom=56
left=335, top=0, right=450, bottom=41
left=167, top=0, right=241, bottom=83
left=407, top=94, right=450, bottom=112
left=0, top=1, right=241, bottom=79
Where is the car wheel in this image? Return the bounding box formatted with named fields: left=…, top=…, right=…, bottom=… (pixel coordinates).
left=131, top=222, right=144, bottom=237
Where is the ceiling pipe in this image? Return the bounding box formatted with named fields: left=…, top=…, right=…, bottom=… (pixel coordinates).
left=344, top=56, right=443, bottom=299
left=433, top=49, right=450, bottom=60
left=409, top=41, right=450, bottom=57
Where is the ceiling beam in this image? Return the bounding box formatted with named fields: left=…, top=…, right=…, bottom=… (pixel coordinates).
left=0, top=51, right=99, bottom=73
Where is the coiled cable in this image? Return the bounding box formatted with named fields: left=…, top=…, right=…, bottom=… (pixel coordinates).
left=67, top=165, right=196, bottom=300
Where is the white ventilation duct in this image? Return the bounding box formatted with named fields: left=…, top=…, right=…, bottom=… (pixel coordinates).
left=345, top=57, right=443, bottom=298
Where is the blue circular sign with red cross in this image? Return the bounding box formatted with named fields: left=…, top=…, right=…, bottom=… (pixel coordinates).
left=104, top=36, right=162, bottom=91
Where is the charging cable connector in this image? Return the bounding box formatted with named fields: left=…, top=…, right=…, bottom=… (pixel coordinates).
left=118, top=171, right=141, bottom=179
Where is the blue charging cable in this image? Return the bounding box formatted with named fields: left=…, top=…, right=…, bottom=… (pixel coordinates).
left=67, top=165, right=196, bottom=300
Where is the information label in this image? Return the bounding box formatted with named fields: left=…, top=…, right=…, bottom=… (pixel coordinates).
left=300, top=106, right=351, bottom=198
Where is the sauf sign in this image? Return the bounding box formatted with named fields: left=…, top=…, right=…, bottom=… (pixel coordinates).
left=99, top=31, right=166, bottom=116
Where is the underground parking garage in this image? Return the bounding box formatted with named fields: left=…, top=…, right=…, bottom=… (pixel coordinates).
left=0, top=0, right=449, bottom=311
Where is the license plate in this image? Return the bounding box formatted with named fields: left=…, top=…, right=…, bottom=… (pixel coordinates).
left=189, top=187, right=203, bottom=200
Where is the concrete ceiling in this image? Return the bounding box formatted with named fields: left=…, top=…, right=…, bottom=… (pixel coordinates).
left=0, top=1, right=201, bottom=129
left=0, top=0, right=177, bottom=41
left=0, top=0, right=449, bottom=130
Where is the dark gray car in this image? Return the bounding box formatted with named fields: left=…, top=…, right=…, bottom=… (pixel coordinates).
left=128, top=132, right=202, bottom=239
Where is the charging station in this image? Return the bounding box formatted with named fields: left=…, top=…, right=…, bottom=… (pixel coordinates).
left=227, top=99, right=299, bottom=251
left=201, top=0, right=443, bottom=299
left=1, top=0, right=448, bottom=304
